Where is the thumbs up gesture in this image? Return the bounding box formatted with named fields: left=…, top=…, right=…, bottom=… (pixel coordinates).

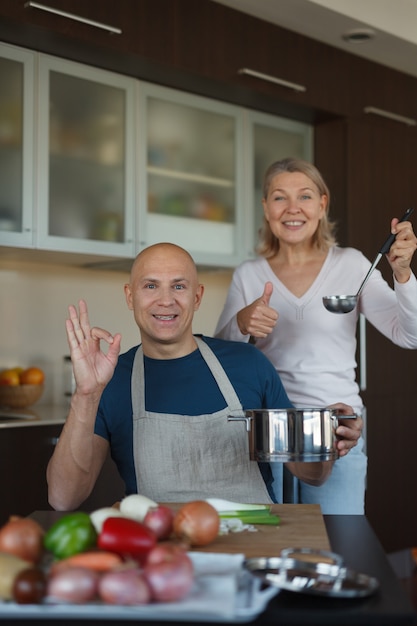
left=236, top=282, right=279, bottom=339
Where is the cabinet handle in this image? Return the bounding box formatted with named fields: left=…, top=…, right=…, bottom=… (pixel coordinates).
left=238, top=68, right=306, bottom=93
left=24, top=1, right=122, bottom=35
left=364, top=106, right=416, bottom=127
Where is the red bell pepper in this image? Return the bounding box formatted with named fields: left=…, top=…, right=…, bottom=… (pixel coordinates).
left=97, top=517, right=157, bottom=564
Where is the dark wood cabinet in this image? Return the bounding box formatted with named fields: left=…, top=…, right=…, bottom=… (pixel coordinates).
left=1, top=0, right=416, bottom=125
left=0, top=424, right=125, bottom=525
left=342, top=116, right=417, bottom=553
left=315, top=115, right=417, bottom=552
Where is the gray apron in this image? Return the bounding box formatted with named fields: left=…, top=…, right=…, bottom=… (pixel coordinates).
left=131, top=337, right=272, bottom=503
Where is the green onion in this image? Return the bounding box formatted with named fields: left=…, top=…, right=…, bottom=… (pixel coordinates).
left=219, top=510, right=280, bottom=525
left=206, top=498, right=270, bottom=512
left=206, top=499, right=280, bottom=525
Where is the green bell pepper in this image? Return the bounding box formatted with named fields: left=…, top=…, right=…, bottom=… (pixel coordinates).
left=44, top=512, right=97, bottom=559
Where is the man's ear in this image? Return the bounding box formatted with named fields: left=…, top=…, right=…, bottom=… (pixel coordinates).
left=124, top=283, right=133, bottom=310
left=194, top=284, right=204, bottom=311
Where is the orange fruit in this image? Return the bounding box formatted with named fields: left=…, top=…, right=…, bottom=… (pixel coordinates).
left=19, top=367, right=45, bottom=385
left=0, top=369, right=20, bottom=386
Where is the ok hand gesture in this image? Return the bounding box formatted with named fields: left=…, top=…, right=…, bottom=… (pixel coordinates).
left=66, top=299, right=122, bottom=395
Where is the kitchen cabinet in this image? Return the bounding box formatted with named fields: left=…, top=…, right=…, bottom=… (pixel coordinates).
left=246, top=110, right=313, bottom=258
left=137, top=82, right=245, bottom=267
left=36, top=54, right=136, bottom=257
left=138, top=84, right=312, bottom=267
left=0, top=42, right=313, bottom=267
left=345, top=116, right=417, bottom=554
left=0, top=42, right=35, bottom=248
left=315, top=115, right=417, bottom=553
left=0, top=423, right=125, bottom=526
left=1, top=0, right=417, bottom=127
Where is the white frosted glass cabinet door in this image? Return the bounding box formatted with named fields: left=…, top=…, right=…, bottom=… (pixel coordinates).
left=246, top=111, right=313, bottom=257
left=0, top=43, right=34, bottom=247
left=137, top=83, right=244, bottom=267
left=37, top=55, right=135, bottom=257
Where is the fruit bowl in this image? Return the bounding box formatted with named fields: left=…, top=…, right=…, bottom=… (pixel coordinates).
left=0, top=384, right=44, bottom=409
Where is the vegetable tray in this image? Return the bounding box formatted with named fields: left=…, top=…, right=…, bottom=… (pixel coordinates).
left=0, top=504, right=328, bottom=621
left=0, top=552, right=278, bottom=622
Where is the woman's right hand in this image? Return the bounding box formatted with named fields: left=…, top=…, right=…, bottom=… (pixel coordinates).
left=66, top=299, right=122, bottom=395
left=236, top=282, right=279, bottom=338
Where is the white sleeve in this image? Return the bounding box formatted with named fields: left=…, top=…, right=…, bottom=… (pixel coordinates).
left=393, top=272, right=417, bottom=347
left=362, top=269, right=417, bottom=348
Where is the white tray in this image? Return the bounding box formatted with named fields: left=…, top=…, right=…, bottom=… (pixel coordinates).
left=0, top=552, right=279, bottom=623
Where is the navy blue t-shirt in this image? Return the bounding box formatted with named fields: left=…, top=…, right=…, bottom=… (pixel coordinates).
left=95, top=336, right=292, bottom=497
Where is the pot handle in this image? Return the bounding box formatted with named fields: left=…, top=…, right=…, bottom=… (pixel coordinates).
left=333, top=413, right=357, bottom=421
left=227, top=414, right=253, bottom=432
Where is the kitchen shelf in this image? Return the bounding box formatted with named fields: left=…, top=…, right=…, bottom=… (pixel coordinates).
left=147, top=165, right=234, bottom=188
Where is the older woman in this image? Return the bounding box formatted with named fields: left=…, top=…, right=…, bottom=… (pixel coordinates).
left=215, top=157, right=417, bottom=514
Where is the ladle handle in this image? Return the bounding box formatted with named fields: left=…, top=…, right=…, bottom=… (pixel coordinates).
left=379, top=207, right=414, bottom=255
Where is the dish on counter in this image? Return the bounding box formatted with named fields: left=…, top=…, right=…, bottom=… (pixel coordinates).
left=244, top=548, right=379, bottom=598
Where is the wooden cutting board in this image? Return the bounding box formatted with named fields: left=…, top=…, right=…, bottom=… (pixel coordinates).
left=32, top=504, right=330, bottom=560
left=195, top=504, right=331, bottom=558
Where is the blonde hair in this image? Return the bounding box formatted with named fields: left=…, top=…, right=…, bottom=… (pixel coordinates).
left=256, top=157, right=338, bottom=258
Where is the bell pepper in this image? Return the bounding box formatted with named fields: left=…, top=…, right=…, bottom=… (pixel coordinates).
left=44, top=512, right=97, bottom=560
left=97, top=516, right=157, bottom=565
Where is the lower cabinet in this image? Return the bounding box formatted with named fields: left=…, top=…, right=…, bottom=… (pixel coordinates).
left=0, top=424, right=125, bottom=526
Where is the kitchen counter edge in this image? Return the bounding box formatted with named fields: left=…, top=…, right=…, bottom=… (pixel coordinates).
left=0, top=403, right=67, bottom=428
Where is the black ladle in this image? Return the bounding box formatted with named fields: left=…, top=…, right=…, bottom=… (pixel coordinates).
left=322, top=207, right=414, bottom=314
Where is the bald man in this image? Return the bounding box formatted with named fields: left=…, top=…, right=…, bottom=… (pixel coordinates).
left=47, top=243, right=361, bottom=510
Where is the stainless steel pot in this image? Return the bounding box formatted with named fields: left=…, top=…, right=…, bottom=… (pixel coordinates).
left=228, top=408, right=356, bottom=462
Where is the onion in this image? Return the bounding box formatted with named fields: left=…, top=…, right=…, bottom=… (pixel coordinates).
left=173, top=501, right=220, bottom=547
left=47, top=566, right=99, bottom=604
left=144, top=544, right=194, bottom=602
left=90, top=507, right=123, bottom=534
left=12, top=567, right=47, bottom=604
left=143, top=505, right=175, bottom=540
left=119, top=494, right=158, bottom=522
left=99, top=568, right=151, bottom=605
left=0, top=516, right=44, bottom=564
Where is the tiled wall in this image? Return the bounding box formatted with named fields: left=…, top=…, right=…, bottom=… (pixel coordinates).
left=0, top=259, right=232, bottom=405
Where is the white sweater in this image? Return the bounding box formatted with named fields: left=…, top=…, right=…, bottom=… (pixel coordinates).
left=215, top=247, right=417, bottom=412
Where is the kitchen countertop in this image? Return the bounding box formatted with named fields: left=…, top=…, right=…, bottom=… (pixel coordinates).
left=0, top=403, right=68, bottom=428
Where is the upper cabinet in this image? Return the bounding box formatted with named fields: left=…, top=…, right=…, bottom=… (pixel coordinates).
left=36, top=54, right=136, bottom=257
left=137, top=83, right=244, bottom=267
left=0, top=43, right=34, bottom=247
left=245, top=110, right=313, bottom=258
left=0, top=43, right=312, bottom=268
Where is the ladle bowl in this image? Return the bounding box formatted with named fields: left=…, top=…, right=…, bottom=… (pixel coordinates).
left=322, top=295, right=357, bottom=314
left=323, top=207, right=414, bottom=314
